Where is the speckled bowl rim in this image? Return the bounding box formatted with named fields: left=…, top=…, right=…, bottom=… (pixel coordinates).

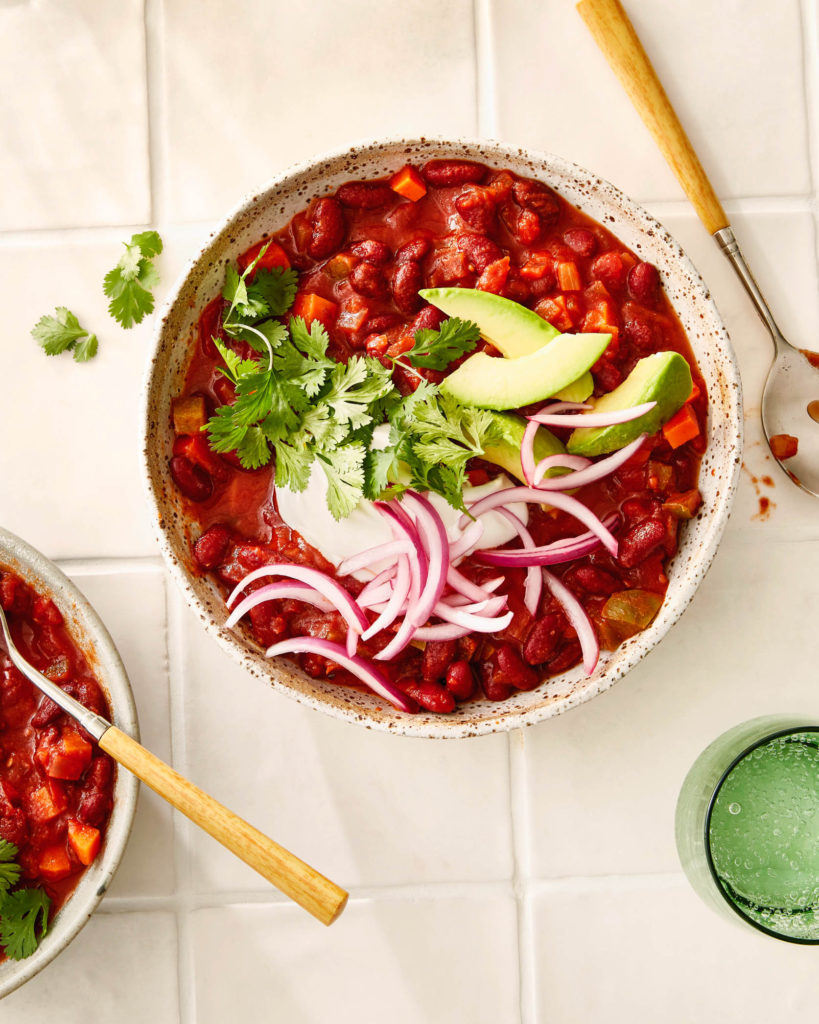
left=142, top=135, right=743, bottom=740
left=0, top=528, right=139, bottom=999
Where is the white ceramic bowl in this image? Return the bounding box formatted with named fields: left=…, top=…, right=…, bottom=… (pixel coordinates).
left=143, top=137, right=742, bottom=739
left=0, top=528, right=139, bottom=999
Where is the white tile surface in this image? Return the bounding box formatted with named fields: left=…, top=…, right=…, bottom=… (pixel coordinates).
left=161, top=0, right=478, bottom=222
left=1, top=1, right=819, bottom=1020
left=520, top=536, right=819, bottom=878
left=190, top=895, right=519, bottom=1024
left=491, top=0, right=811, bottom=201
left=528, top=878, right=818, bottom=1023
left=0, top=224, right=210, bottom=559
left=2, top=911, right=178, bottom=1023
left=177, top=593, right=513, bottom=893
left=0, top=0, right=150, bottom=231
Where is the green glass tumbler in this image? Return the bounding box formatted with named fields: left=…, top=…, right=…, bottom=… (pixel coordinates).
left=675, top=715, right=819, bottom=943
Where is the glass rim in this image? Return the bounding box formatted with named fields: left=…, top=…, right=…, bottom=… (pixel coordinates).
left=703, top=724, right=819, bottom=944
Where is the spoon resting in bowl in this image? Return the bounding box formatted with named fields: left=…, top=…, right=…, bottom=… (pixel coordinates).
left=0, top=604, right=347, bottom=926
left=578, top=0, right=819, bottom=497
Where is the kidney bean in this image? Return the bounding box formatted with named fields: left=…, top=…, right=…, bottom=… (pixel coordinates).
left=590, top=251, right=627, bottom=292
left=454, top=185, right=496, bottom=233
left=498, top=644, right=539, bottom=690
left=627, top=261, right=661, bottom=304
left=350, top=239, right=392, bottom=264
left=545, top=640, right=581, bottom=676
left=567, top=565, right=620, bottom=596
left=365, top=313, right=402, bottom=334
left=411, top=304, right=446, bottom=334
left=77, top=757, right=113, bottom=828
left=403, top=680, right=456, bottom=714
left=350, top=260, right=388, bottom=298
left=503, top=270, right=532, bottom=304
left=617, top=517, right=667, bottom=568
left=523, top=614, right=562, bottom=665
left=512, top=179, right=561, bottom=225
left=593, top=361, right=623, bottom=392
left=563, top=228, right=597, bottom=258
left=621, top=496, right=662, bottom=525
left=308, top=197, right=345, bottom=259
left=445, top=660, right=476, bottom=701
left=64, top=677, right=106, bottom=717
left=422, top=159, right=487, bottom=186
left=422, top=639, right=458, bottom=682
left=455, top=232, right=503, bottom=273
left=337, top=181, right=394, bottom=208
left=391, top=260, right=424, bottom=315
left=31, top=694, right=62, bottom=728
left=623, top=316, right=657, bottom=353
left=170, top=456, right=213, bottom=502
left=395, top=237, right=432, bottom=263
left=193, top=524, right=231, bottom=570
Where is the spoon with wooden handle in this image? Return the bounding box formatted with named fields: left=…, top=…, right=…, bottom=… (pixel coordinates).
left=577, top=0, right=819, bottom=496
left=0, top=603, right=347, bottom=926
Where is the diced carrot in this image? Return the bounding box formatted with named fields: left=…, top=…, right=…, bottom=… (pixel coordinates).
left=46, top=729, right=93, bottom=781
left=172, top=394, right=208, bottom=437
left=67, top=819, right=101, bottom=866
left=769, top=433, right=799, bottom=460
left=582, top=308, right=619, bottom=342
left=237, top=239, right=290, bottom=276
left=662, top=405, right=700, bottom=449
left=536, top=295, right=574, bottom=332
left=29, top=783, right=67, bottom=823
left=291, top=292, right=338, bottom=329
left=556, top=261, right=582, bottom=291
left=619, top=251, right=638, bottom=271
left=687, top=381, right=702, bottom=403
left=520, top=252, right=555, bottom=280
left=325, top=252, right=358, bottom=279
left=389, top=165, right=427, bottom=202
left=39, top=844, right=73, bottom=881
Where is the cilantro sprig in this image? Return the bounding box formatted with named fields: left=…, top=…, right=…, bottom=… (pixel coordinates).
left=203, top=250, right=502, bottom=518
left=0, top=840, right=52, bottom=961
left=103, top=230, right=163, bottom=328
left=398, top=316, right=480, bottom=370
left=31, top=308, right=98, bottom=363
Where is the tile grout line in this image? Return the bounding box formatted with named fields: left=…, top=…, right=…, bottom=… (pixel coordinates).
left=799, top=0, right=819, bottom=275
left=163, top=575, right=197, bottom=1024
left=507, top=730, right=532, bottom=1024
left=143, top=0, right=169, bottom=227
left=473, top=0, right=497, bottom=138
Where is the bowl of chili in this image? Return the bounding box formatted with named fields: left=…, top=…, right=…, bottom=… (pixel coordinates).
left=0, top=528, right=139, bottom=997
left=143, top=136, right=742, bottom=738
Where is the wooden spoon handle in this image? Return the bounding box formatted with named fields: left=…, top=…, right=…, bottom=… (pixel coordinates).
left=99, top=726, right=348, bottom=925
left=577, top=0, right=729, bottom=234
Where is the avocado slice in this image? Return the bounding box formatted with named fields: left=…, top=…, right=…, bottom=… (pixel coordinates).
left=421, top=286, right=595, bottom=402
left=441, top=332, right=612, bottom=411
left=483, top=412, right=565, bottom=483
left=567, top=351, right=693, bottom=457
left=420, top=287, right=559, bottom=356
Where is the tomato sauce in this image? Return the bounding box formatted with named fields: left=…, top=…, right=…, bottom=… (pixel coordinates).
left=0, top=569, right=115, bottom=954
left=168, top=159, right=707, bottom=714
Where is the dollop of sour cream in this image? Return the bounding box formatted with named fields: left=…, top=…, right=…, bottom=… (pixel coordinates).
left=276, top=428, right=528, bottom=580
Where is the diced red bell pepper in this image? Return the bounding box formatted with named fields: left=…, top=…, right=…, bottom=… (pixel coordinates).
left=67, top=819, right=101, bottom=866
left=291, top=292, right=338, bottom=329
left=389, top=165, right=427, bottom=202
